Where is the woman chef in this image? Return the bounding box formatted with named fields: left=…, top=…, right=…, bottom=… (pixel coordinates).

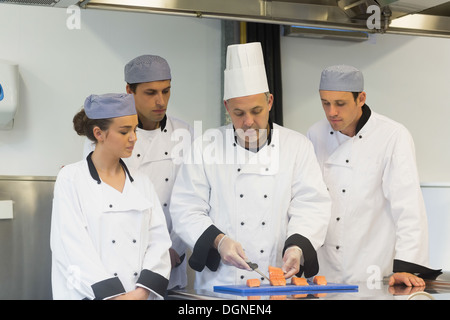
left=50, top=93, right=172, bottom=300
left=307, top=65, right=440, bottom=286
left=170, top=43, right=331, bottom=291
left=84, top=55, right=192, bottom=290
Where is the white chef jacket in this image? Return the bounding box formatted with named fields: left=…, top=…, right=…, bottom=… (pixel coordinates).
left=84, top=115, right=192, bottom=289
left=307, top=106, right=432, bottom=284
left=50, top=153, right=172, bottom=300
left=170, top=122, right=331, bottom=291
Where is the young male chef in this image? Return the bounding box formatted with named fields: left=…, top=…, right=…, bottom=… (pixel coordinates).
left=307, top=65, right=439, bottom=286
left=170, top=42, right=331, bottom=291
left=84, top=55, right=192, bottom=290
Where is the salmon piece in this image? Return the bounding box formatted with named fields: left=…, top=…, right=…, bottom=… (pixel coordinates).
left=292, top=293, right=307, bottom=299
left=313, top=275, right=327, bottom=285
left=246, top=278, right=261, bottom=288
left=268, top=266, right=286, bottom=286
left=291, top=277, right=308, bottom=286
left=270, top=295, right=287, bottom=300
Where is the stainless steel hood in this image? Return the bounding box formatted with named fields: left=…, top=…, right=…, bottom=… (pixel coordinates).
left=2, top=0, right=450, bottom=37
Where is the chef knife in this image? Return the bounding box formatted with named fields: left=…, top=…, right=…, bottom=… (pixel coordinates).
left=246, top=261, right=270, bottom=282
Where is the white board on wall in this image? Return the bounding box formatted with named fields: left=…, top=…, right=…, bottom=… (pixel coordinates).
left=421, top=185, right=450, bottom=271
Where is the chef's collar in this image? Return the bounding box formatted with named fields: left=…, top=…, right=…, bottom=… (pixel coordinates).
left=86, top=151, right=134, bottom=184
left=355, top=104, right=371, bottom=135
left=233, top=118, right=273, bottom=151
left=138, top=114, right=167, bottom=131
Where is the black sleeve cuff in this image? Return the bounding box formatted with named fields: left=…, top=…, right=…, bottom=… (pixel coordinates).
left=137, top=269, right=169, bottom=297
left=393, top=259, right=442, bottom=279
left=91, top=277, right=126, bottom=300
left=283, top=233, right=319, bottom=278
left=188, top=225, right=223, bottom=272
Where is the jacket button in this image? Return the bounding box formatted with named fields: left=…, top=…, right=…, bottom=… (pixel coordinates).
left=262, top=221, right=265, bottom=226
left=165, top=178, right=169, bottom=182
left=240, top=275, right=245, bottom=279
left=237, top=168, right=241, bottom=172
left=112, top=240, right=115, bottom=244
left=260, top=249, right=264, bottom=253
left=359, top=135, right=363, bottom=139
left=240, top=194, right=244, bottom=198
left=109, top=204, right=113, bottom=208
left=137, top=154, right=141, bottom=157
left=134, top=272, right=138, bottom=276
left=164, top=152, right=168, bottom=155
left=241, top=221, right=244, bottom=226
left=336, top=246, right=340, bottom=250
left=264, top=194, right=267, bottom=198
left=336, top=217, right=340, bottom=221
left=163, top=203, right=167, bottom=207
left=233, top=143, right=236, bottom=147
left=133, top=239, right=137, bottom=243
left=114, top=273, right=117, bottom=276
left=342, top=189, right=346, bottom=193
left=164, top=129, right=167, bottom=132
left=330, top=131, right=334, bottom=135
left=345, top=159, right=349, bottom=163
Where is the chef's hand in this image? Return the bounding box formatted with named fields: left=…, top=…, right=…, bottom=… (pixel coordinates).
left=215, top=234, right=251, bottom=271
left=169, top=248, right=181, bottom=269
left=388, top=272, right=426, bottom=287
left=282, top=246, right=302, bottom=279
left=109, top=287, right=150, bottom=300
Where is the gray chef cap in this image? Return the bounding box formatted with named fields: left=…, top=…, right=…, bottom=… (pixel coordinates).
left=124, top=55, right=171, bottom=84
left=84, top=93, right=136, bottom=119
left=319, top=65, right=364, bottom=92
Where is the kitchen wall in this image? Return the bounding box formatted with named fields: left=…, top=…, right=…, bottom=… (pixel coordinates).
left=0, top=4, right=222, bottom=177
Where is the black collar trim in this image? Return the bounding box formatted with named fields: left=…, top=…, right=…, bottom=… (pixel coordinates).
left=138, top=114, right=167, bottom=131
left=86, top=151, right=134, bottom=184
left=233, top=118, right=274, bottom=151
left=355, top=104, right=371, bottom=134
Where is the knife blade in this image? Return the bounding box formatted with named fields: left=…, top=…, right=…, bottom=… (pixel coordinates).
left=246, top=261, right=270, bottom=282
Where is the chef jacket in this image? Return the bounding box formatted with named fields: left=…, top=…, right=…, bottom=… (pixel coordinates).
left=84, top=115, right=192, bottom=289
left=170, top=121, right=331, bottom=291
left=50, top=152, right=172, bottom=300
left=307, top=105, right=437, bottom=284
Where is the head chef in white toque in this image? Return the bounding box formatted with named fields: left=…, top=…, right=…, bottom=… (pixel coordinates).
left=223, top=42, right=273, bottom=150
left=223, top=42, right=269, bottom=101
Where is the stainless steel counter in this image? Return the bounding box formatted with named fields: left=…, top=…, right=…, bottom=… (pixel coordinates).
left=168, top=271, right=450, bottom=300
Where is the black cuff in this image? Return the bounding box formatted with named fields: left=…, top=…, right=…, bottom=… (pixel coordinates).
left=137, top=269, right=169, bottom=297
left=91, top=277, right=125, bottom=300
left=188, top=225, right=223, bottom=272
left=283, top=233, right=319, bottom=278
left=393, top=259, right=442, bottom=279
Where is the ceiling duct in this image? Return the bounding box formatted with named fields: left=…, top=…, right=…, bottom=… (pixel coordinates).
left=0, top=0, right=79, bottom=6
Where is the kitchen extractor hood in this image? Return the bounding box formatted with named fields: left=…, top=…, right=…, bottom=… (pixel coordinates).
left=2, top=0, right=450, bottom=37
left=0, top=0, right=79, bottom=7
